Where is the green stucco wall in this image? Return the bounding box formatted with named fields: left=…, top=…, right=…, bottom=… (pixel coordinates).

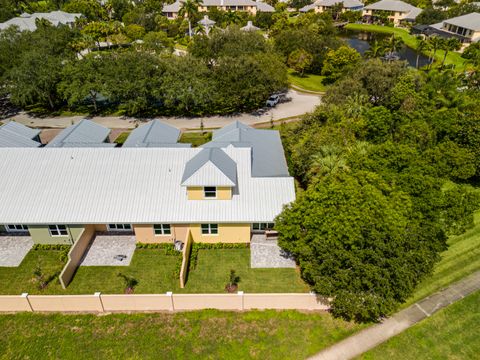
left=28, top=225, right=85, bottom=245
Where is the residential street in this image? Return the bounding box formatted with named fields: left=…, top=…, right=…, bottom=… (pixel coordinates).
left=309, top=271, right=480, bottom=360
left=9, top=90, right=321, bottom=130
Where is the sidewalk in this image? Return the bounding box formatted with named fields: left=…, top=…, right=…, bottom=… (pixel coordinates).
left=310, top=271, right=480, bottom=360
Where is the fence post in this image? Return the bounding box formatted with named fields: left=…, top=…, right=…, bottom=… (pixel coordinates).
left=166, top=291, right=174, bottom=311
left=238, top=291, right=244, bottom=311
left=21, top=293, right=33, bottom=312
left=94, top=292, right=104, bottom=312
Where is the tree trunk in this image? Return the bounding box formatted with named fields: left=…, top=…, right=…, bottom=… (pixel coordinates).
left=90, top=90, right=98, bottom=113
left=416, top=53, right=420, bottom=69
left=188, top=20, right=192, bottom=38
left=441, top=50, right=448, bottom=68
left=47, top=94, right=55, bottom=110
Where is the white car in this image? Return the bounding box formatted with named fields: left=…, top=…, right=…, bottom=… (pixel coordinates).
left=266, top=94, right=280, bottom=107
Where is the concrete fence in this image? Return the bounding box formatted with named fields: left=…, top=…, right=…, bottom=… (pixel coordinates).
left=0, top=292, right=329, bottom=313
left=179, top=230, right=193, bottom=288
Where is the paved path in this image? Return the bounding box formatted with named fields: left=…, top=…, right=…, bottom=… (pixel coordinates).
left=250, top=235, right=296, bottom=268
left=9, top=90, right=321, bottom=130
left=310, top=271, right=480, bottom=360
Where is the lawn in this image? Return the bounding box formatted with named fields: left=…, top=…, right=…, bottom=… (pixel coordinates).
left=288, top=70, right=327, bottom=93
left=0, top=310, right=363, bottom=359
left=179, top=131, right=212, bottom=147
left=114, top=131, right=130, bottom=145
left=345, top=24, right=467, bottom=70
left=360, top=290, right=480, bottom=360
left=184, top=249, right=309, bottom=293
left=404, top=210, right=480, bottom=306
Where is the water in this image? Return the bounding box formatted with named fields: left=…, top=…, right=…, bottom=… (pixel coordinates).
left=340, top=30, right=431, bottom=68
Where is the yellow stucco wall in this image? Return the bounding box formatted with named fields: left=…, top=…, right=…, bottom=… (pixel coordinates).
left=94, top=224, right=108, bottom=232
left=133, top=224, right=191, bottom=243
left=189, top=223, right=251, bottom=243
left=187, top=187, right=232, bottom=200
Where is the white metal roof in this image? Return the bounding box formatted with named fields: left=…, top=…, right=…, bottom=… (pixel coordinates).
left=123, top=120, right=181, bottom=147
left=443, top=12, right=480, bottom=32
left=0, top=147, right=295, bottom=224
left=0, top=11, right=80, bottom=31
left=0, top=122, right=41, bottom=148
left=46, top=119, right=111, bottom=147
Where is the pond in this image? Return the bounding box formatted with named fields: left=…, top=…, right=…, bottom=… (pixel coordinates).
left=340, top=30, right=431, bottom=68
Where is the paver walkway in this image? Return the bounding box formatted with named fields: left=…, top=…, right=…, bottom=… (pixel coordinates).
left=250, top=235, right=296, bottom=268
left=310, top=271, right=480, bottom=360
left=0, top=236, right=33, bottom=267
left=80, top=235, right=136, bottom=266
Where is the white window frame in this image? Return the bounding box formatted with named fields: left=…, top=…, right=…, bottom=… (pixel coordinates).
left=5, top=224, right=29, bottom=232
left=203, top=186, right=217, bottom=199
left=48, top=225, right=68, bottom=237
left=201, top=224, right=218, bottom=235
left=252, top=223, right=275, bottom=232
left=107, top=224, right=132, bottom=231
left=154, top=224, right=171, bottom=236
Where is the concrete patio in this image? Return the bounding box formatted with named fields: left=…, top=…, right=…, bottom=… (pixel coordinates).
left=250, top=234, right=296, bottom=268
left=80, top=234, right=136, bottom=266
left=0, top=235, right=33, bottom=267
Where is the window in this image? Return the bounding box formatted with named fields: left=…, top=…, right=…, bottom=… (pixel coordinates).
left=201, top=224, right=218, bottom=235
left=154, top=224, right=171, bottom=236
left=5, top=224, right=28, bottom=232
left=204, top=187, right=217, bottom=198
left=48, top=225, right=68, bottom=236
left=252, top=223, right=275, bottom=231
left=107, top=224, right=132, bottom=231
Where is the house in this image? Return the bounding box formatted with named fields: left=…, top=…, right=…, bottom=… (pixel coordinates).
left=122, top=120, right=190, bottom=148
left=0, top=122, right=295, bottom=246
left=363, top=0, right=422, bottom=26
left=0, top=121, right=41, bottom=148
left=46, top=119, right=115, bottom=148
left=300, top=0, right=364, bottom=14
left=0, top=11, right=81, bottom=32
left=162, top=0, right=274, bottom=19
left=428, top=13, right=480, bottom=44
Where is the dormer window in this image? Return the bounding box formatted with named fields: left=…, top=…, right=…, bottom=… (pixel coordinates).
left=204, top=187, right=217, bottom=198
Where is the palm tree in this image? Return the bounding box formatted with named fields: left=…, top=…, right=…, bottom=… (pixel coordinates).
left=223, top=10, right=241, bottom=26
left=415, top=36, right=431, bottom=69
left=427, top=35, right=443, bottom=69
left=383, top=35, right=404, bottom=60
left=364, top=40, right=384, bottom=59
left=179, top=0, right=203, bottom=38
left=441, top=38, right=462, bottom=69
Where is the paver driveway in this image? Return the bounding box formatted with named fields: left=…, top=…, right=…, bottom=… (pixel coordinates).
left=80, top=235, right=136, bottom=266
left=0, top=236, right=33, bottom=267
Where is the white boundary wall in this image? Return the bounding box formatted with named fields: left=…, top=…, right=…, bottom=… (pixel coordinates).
left=0, top=292, right=329, bottom=313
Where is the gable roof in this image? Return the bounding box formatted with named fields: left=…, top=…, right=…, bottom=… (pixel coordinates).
left=162, top=0, right=274, bottom=12
left=0, top=11, right=80, bottom=32
left=205, top=122, right=290, bottom=177
left=123, top=120, right=181, bottom=148
left=181, top=148, right=237, bottom=186
left=364, top=0, right=420, bottom=13
left=443, top=12, right=480, bottom=32
left=312, top=0, right=363, bottom=8
left=0, top=121, right=41, bottom=148
left=46, top=119, right=112, bottom=147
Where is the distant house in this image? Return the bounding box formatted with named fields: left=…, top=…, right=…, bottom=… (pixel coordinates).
left=300, top=0, right=364, bottom=14
left=162, top=0, right=274, bottom=19
left=0, top=11, right=81, bottom=32
left=123, top=120, right=190, bottom=148
left=0, top=121, right=41, bottom=148
left=363, top=0, right=422, bottom=26
left=46, top=119, right=115, bottom=148
left=428, top=13, right=480, bottom=44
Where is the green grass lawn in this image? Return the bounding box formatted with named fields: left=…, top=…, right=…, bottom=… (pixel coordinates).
left=179, top=131, right=212, bottom=147
left=288, top=70, right=327, bottom=93
left=404, top=210, right=480, bottom=306
left=184, top=249, right=309, bottom=293
left=114, top=131, right=130, bottom=145
left=360, top=290, right=480, bottom=360
left=0, top=310, right=363, bottom=360
left=345, top=24, right=467, bottom=70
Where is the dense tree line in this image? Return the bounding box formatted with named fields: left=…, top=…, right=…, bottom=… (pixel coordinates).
left=276, top=59, right=480, bottom=322
left=0, top=25, right=287, bottom=115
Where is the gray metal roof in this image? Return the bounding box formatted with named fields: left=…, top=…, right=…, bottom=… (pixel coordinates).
left=163, top=0, right=274, bottom=12
left=0, top=147, right=295, bottom=224
left=309, top=0, right=363, bottom=8
left=123, top=120, right=181, bottom=148
left=0, top=121, right=41, bottom=148
left=256, top=1, right=275, bottom=12
left=46, top=119, right=111, bottom=147
left=181, top=148, right=237, bottom=186
left=364, top=0, right=420, bottom=13
left=205, top=122, right=290, bottom=177
left=0, top=11, right=80, bottom=32
left=443, top=12, right=480, bottom=32
left=241, top=21, right=261, bottom=31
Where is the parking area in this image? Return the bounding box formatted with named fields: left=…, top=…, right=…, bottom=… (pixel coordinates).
left=250, top=235, right=296, bottom=268
left=0, top=236, right=34, bottom=267
left=80, top=234, right=136, bottom=266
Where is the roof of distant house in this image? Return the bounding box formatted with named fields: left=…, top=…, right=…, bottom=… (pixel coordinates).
left=123, top=120, right=182, bottom=148
left=163, top=0, right=274, bottom=12
left=308, top=0, right=363, bottom=8
left=442, top=12, right=480, bottom=32
left=364, top=0, right=422, bottom=19
left=0, top=11, right=81, bottom=32
left=46, top=119, right=113, bottom=148
left=0, top=121, right=41, bottom=148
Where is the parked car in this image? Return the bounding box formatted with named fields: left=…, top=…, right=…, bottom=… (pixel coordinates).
left=266, top=94, right=280, bottom=107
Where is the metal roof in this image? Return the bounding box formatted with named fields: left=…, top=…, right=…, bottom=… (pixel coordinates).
left=0, top=11, right=80, bottom=32
left=46, top=119, right=111, bottom=147
left=443, top=12, right=480, bottom=32
left=310, top=0, right=363, bottom=8
left=0, top=147, right=295, bottom=224
left=123, top=120, right=181, bottom=148
left=364, top=0, right=420, bottom=13
left=0, top=121, right=41, bottom=148
left=163, top=0, right=274, bottom=12
left=205, top=122, right=290, bottom=177
left=241, top=21, right=261, bottom=31
left=181, top=148, right=237, bottom=186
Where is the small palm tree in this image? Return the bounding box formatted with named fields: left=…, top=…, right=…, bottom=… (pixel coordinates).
left=223, top=10, right=241, bottom=26
left=441, top=38, right=462, bottom=69
left=179, top=0, right=203, bottom=37
left=427, top=35, right=443, bottom=69
left=364, top=40, right=384, bottom=59
left=383, top=35, right=404, bottom=60
left=415, top=36, right=431, bottom=69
